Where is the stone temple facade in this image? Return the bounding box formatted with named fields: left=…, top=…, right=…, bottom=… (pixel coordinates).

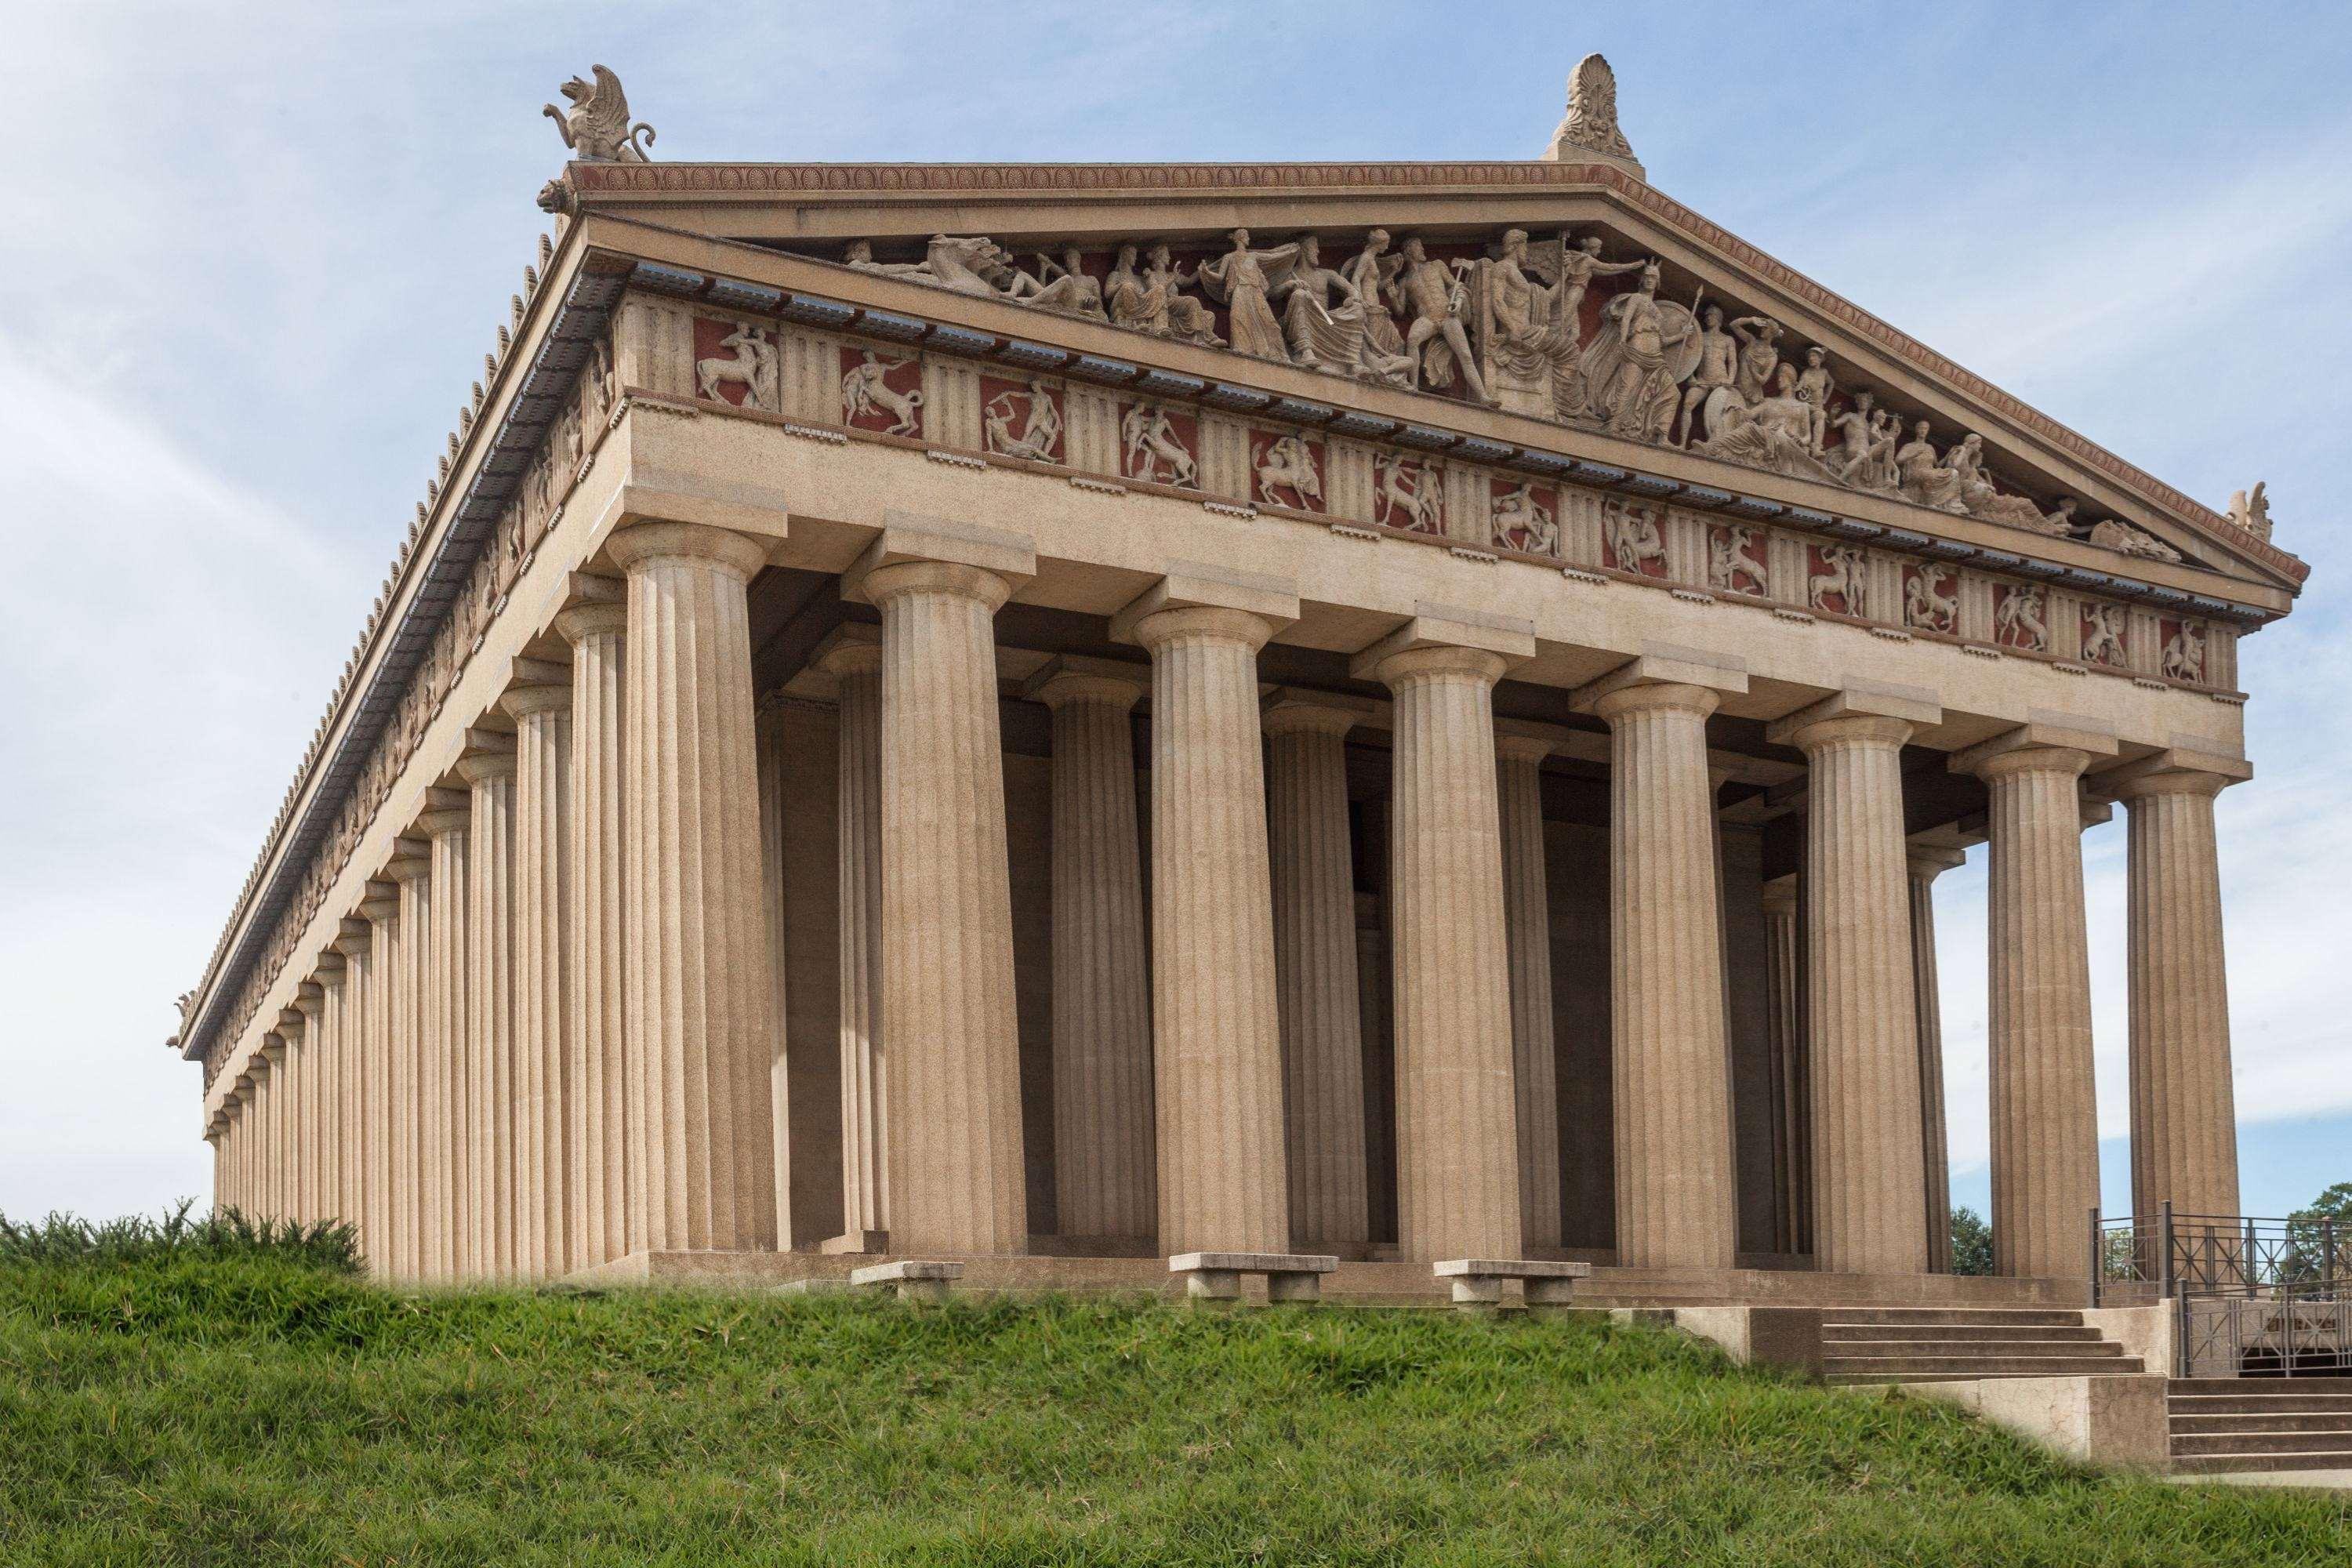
left=174, top=62, right=2302, bottom=1305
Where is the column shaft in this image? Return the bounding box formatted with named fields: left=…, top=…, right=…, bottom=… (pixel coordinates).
left=1595, top=682, right=1738, bottom=1269
left=1138, top=606, right=1289, bottom=1256
left=1379, top=646, right=1523, bottom=1262
left=362, top=887, right=401, bottom=1276
left=1907, top=850, right=1964, bottom=1272
left=869, top=559, right=1028, bottom=1255
left=1790, top=712, right=1929, bottom=1276
left=614, top=523, right=779, bottom=1254
left=1976, top=746, right=2100, bottom=1279
left=389, top=859, right=433, bottom=1278
left=424, top=804, right=472, bottom=1278
left=827, top=641, right=889, bottom=1241
left=507, top=684, right=574, bottom=1279
left=2119, top=773, right=2241, bottom=1220
left=1496, top=738, right=1563, bottom=1252
left=1264, top=701, right=1370, bottom=1250
left=1038, top=671, right=1156, bottom=1243
left=558, top=591, right=629, bottom=1269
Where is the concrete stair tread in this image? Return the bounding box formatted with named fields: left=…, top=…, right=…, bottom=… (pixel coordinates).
left=1827, top=1338, right=2127, bottom=1353
left=2172, top=1414, right=2352, bottom=1432
left=1822, top=1308, right=2085, bottom=1327
left=2172, top=1450, right=2352, bottom=1474
left=1822, top=1323, right=2106, bottom=1343
left=2172, top=1432, right=2352, bottom=1455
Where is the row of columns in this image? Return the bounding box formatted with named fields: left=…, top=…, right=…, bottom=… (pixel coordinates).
left=205, top=510, right=2246, bottom=1286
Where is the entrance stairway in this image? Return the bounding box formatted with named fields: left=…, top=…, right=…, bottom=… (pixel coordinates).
left=1820, top=1307, right=2143, bottom=1385
left=2167, top=1379, right=2352, bottom=1474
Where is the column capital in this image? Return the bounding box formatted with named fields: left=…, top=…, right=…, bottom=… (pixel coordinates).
left=1571, top=649, right=1748, bottom=718
left=606, top=520, right=769, bottom=580
left=842, top=512, right=1035, bottom=607
left=258, top=1032, right=288, bottom=1065
left=811, top=623, right=884, bottom=681
left=1761, top=874, right=1798, bottom=916
left=307, top=959, right=343, bottom=995
left=1261, top=688, right=1373, bottom=739
left=383, top=837, right=434, bottom=885
left=411, top=785, right=472, bottom=840
left=2098, top=746, right=2252, bottom=802
left=331, top=916, right=373, bottom=958
left=1109, top=561, right=1298, bottom=648
left=358, top=880, right=402, bottom=924
left=1905, top=844, right=1969, bottom=883
left=456, top=725, right=518, bottom=785
left=1026, top=655, right=1149, bottom=710
left=496, top=655, right=574, bottom=721
left=554, top=572, right=626, bottom=644
left=1494, top=732, right=1555, bottom=766
left=1951, top=720, right=2118, bottom=782
left=1766, top=684, right=1940, bottom=752
left=1347, top=603, right=1534, bottom=685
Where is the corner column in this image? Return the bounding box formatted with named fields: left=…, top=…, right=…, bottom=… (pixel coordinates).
left=1115, top=568, right=1299, bottom=1258
left=555, top=575, right=627, bottom=1271
left=848, top=519, right=1036, bottom=1257
left=1769, top=691, right=1937, bottom=1276
left=610, top=521, right=780, bottom=1256
left=2109, top=750, right=2249, bottom=1222
left=1261, top=691, right=1372, bottom=1253
left=1905, top=846, right=1966, bottom=1272
left=1956, top=724, right=2116, bottom=1279
left=1575, top=656, right=1747, bottom=1270
left=1355, top=614, right=1535, bottom=1263
left=1032, top=661, right=1157, bottom=1247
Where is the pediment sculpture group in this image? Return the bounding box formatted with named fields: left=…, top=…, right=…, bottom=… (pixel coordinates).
left=833, top=226, right=2187, bottom=566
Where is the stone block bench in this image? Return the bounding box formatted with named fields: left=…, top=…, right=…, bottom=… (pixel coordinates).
left=849, top=1259, right=963, bottom=1304
left=1168, top=1251, right=1339, bottom=1304
left=1433, top=1258, right=1592, bottom=1312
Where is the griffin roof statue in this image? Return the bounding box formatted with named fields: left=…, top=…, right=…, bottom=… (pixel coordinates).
left=544, top=64, right=656, bottom=164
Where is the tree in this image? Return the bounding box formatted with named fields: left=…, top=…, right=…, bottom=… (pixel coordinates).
left=2285, top=1181, right=2350, bottom=1286
left=1950, top=1206, right=1994, bottom=1276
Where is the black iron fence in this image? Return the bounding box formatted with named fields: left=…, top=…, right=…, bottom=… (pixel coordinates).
left=2091, top=1202, right=2349, bottom=1378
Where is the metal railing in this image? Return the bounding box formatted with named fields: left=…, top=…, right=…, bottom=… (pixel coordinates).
left=2090, top=1202, right=2349, bottom=1377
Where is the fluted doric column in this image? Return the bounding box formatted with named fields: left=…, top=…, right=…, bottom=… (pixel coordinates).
left=1577, top=658, right=1745, bottom=1269
left=1905, top=846, right=1966, bottom=1272
left=1033, top=662, right=1156, bottom=1245
left=610, top=522, right=779, bottom=1256
left=358, top=878, right=402, bottom=1275
left=384, top=841, right=432, bottom=1278
left=1495, top=731, right=1563, bottom=1253
left=460, top=729, right=518, bottom=1277
left=503, top=661, right=574, bottom=1279
left=818, top=629, right=890, bottom=1247
left=1769, top=693, right=1935, bottom=1276
left=1356, top=619, right=1532, bottom=1263
left=1117, top=571, right=1297, bottom=1258
left=256, top=1036, right=286, bottom=1220
left=1762, top=877, right=1808, bottom=1256
left=331, top=918, right=375, bottom=1235
left=418, top=785, right=472, bottom=1279
left=2111, top=750, right=2249, bottom=1222
left=295, top=975, right=332, bottom=1224
left=1958, top=728, right=2113, bottom=1279
left=556, top=575, right=627, bottom=1271
left=1262, top=691, right=1372, bottom=1252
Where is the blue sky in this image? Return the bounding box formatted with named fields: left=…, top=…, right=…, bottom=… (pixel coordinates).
left=2, top=2, right=2346, bottom=1225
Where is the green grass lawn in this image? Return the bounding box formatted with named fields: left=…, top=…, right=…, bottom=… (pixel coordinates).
left=2, top=1216, right=2346, bottom=1566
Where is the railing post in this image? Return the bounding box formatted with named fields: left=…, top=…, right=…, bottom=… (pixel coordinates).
left=2325, top=1218, right=2337, bottom=1297
left=2089, top=1206, right=2102, bottom=1308
left=2159, top=1199, right=2176, bottom=1301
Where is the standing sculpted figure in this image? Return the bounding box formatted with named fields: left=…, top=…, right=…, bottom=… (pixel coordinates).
left=2081, top=603, right=2129, bottom=666
left=697, top=323, right=778, bottom=410
left=1604, top=500, right=1666, bottom=574
left=1828, top=391, right=1900, bottom=490
left=1254, top=434, right=1323, bottom=510
left=1809, top=545, right=1868, bottom=617
left=1904, top=564, right=1959, bottom=633
left=1730, top=315, right=1784, bottom=405
left=1707, top=524, right=1767, bottom=595
left=1196, top=228, right=1301, bottom=362
left=1395, top=238, right=1495, bottom=405
left=1994, top=586, right=2049, bottom=649
left=1792, top=347, right=1835, bottom=454
left=1673, top=304, right=1737, bottom=446
left=1341, top=230, right=1414, bottom=387
left=1584, top=263, right=1699, bottom=441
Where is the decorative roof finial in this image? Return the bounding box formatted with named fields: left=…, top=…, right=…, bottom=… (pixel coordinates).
left=544, top=65, right=656, bottom=163
left=1541, top=53, right=1643, bottom=180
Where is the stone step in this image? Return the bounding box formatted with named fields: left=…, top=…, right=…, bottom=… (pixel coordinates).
left=2170, top=1428, right=2352, bottom=1457
left=1820, top=1308, right=2084, bottom=1328
left=2172, top=1411, right=2352, bottom=1434
left=1822, top=1323, right=2107, bottom=1345
left=1826, top=1354, right=2146, bottom=1383
left=2169, top=1376, right=2352, bottom=1392
left=1829, top=1338, right=2131, bottom=1359
left=2171, top=1449, right=2352, bottom=1475
left=2169, top=1391, right=2352, bottom=1416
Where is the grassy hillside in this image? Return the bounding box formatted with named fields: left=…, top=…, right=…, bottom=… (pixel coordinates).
left=2, top=1214, right=2345, bottom=1566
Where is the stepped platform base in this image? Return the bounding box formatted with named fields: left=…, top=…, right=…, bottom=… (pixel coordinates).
left=561, top=1248, right=2079, bottom=1309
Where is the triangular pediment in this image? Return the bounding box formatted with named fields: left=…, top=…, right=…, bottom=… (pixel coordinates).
left=552, top=157, right=2300, bottom=604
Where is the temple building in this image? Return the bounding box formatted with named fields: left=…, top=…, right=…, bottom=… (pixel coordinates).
left=174, top=60, right=2300, bottom=1305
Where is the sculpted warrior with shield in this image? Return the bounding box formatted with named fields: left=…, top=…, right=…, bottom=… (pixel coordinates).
left=1581, top=263, right=1700, bottom=441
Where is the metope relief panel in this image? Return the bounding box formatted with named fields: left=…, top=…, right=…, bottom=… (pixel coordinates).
left=1992, top=583, right=2049, bottom=652
left=1372, top=453, right=1446, bottom=536
left=1248, top=427, right=1324, bottom=513
left=1118, top=401, right=1199, bottom=489
left=2156, top=617, right=2210, bottom=685
left=923, top=357, right=982, bottom=451
left=691, top=317, right=782, bottom=412
left=1490, top=478, right=1560, bottom=557
left=2078, top=601, right=2128, bottom=670
left=1706, top=523, right=1768, bottom=597
left=1599, top=499, right=1667, bottom=579
left=840, top=347, right=926, bottom=438
left=980, top=375, right=1065, bottom=464
left=1805, top=543, right=1867, bottom=618
left=1901, top=562, right=1959, bottom=636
